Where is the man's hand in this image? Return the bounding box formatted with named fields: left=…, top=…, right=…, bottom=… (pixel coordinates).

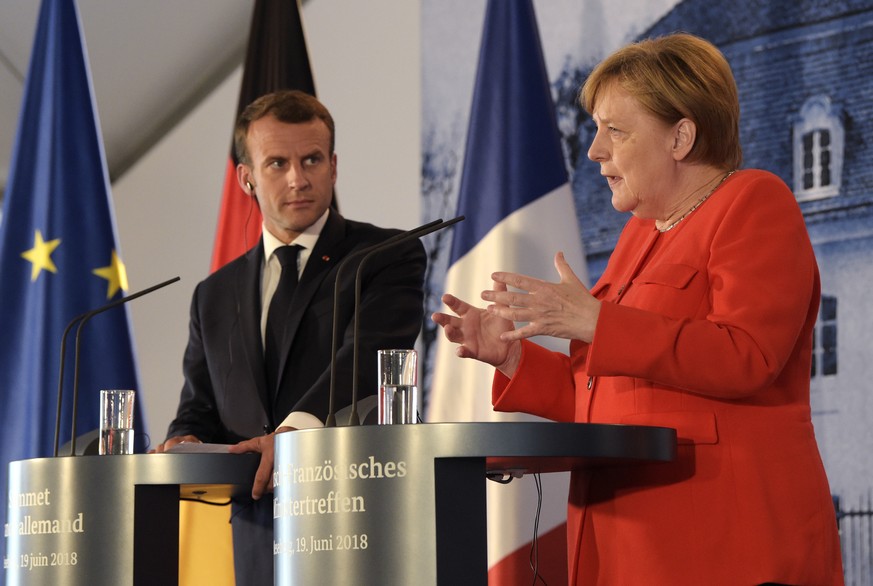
left=228, top=426, right=294, bottom=500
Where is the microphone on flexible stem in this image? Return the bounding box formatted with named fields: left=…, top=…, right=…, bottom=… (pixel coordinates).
left=324, top=219, right=445, bottom=427
left=323, top=216, right=465, bottom=427
left=53, top=276, right=180, bottom=457
left=347, top=216, right=464, bottom=426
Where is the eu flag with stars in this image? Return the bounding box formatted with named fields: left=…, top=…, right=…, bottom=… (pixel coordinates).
left=0, top=0, right=147, bottom=565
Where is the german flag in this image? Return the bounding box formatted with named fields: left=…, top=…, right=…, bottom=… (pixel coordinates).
left=210, top=0, right=317, bottom=272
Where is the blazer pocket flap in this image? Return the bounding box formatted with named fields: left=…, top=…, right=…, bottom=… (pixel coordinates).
left=634, top=264, right=698, bottom=289
left=620, top=411, right=718, bottom=445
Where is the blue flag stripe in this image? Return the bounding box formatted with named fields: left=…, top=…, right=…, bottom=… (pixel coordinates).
left=450, top=0, right=568, bottom=264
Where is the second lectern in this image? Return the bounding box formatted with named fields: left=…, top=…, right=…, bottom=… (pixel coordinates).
left=273, top=422, right=676, bottom=585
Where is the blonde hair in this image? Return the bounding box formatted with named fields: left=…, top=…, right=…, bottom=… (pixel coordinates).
left=581, top=33, right=742, bottom=169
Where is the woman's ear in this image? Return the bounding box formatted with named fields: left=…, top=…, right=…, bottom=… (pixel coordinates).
left=672, top=118, right=697, bottom=161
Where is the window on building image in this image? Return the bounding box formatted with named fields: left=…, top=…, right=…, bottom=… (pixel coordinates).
left=812, top=295, right=838, bottom=378
left=793, top=95, right=844, bottom=201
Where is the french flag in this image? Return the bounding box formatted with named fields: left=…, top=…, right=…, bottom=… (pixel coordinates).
left=426, top=0, right=588, bottom=583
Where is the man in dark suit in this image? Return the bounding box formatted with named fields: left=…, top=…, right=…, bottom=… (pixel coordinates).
left=156, top=90, right=426, bottom=584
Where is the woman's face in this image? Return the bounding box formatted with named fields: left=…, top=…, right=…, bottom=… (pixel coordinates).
left=587, top=84, right=684, bottom=220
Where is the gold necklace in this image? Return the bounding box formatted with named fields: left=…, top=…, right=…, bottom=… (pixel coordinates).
left=658, top=170, right=736, bottom=233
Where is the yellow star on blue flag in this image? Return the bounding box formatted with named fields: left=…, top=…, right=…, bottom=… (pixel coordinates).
left=92, top=250, right=129, bottom=299
left=20, top=229, right=61, bottom=282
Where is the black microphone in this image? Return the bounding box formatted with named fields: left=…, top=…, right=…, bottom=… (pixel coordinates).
left=324, top=216, right=465, bottom=427
left=53, top=276, right=180, bottom=457
left=324, top=219, right=442, bottom=427
left=347, top=215, right=464, bottom=426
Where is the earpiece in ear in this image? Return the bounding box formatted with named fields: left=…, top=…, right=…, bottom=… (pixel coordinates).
left=246, top=181, right=255, bottom=194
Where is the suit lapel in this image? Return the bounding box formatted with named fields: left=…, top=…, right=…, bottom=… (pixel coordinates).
left=274, top=211, right=355, bottom=398
left=235, top=241, right=273, bottom=420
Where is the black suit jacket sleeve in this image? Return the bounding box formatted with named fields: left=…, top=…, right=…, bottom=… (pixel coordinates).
left=167, top=280, right=233, bottom=442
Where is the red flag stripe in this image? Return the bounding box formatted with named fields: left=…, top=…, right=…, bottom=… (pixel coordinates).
left=488, top=523, right=569, bottom=585
left=210, top=158, right=263, bottom=271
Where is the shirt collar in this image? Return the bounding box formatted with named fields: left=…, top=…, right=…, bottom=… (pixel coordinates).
left=262, top=208, right=330, bottom=262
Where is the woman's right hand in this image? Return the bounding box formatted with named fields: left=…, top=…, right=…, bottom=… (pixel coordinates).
left=431, top=281, right=522, bottom=377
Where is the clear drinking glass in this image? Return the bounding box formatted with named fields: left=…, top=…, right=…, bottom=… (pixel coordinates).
left=99, top=389, right=135, bottom=455
left=377, top=349, right=419, bottom=424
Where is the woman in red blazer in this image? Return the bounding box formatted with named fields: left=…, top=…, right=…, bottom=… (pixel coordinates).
left=433, top=33, right=843, bottom=585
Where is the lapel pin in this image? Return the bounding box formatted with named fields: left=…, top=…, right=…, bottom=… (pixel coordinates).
left=322, top=255, right=330, bottom=262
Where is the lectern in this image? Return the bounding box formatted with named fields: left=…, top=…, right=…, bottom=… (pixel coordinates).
left=5, top=453, right=258, bottom=585
left=274, top=422, right=676, bottom=585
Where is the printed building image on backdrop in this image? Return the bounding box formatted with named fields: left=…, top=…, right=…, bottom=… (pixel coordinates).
left=422, top=0, right=873, bottom=582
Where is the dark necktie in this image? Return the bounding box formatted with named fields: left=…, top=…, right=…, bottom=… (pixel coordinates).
left=265, top=245, right=301, bottom=393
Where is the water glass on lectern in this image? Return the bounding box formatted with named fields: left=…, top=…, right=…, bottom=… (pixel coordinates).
left=99, top=389, right=135, bottom=455
left=377, top=349, right=419, bottom=424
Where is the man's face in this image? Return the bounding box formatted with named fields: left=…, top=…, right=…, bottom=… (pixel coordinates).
left=238, top=115, right=337, bottom=243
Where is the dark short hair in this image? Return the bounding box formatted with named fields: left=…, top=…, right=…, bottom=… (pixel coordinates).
left=234, top=90, right=335, bottom=165
left=580, top=33, right=742, bottom=170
